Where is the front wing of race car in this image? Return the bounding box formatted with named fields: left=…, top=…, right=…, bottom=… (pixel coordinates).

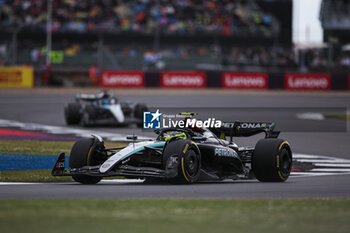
left=52, top=152, right=179, bottom=179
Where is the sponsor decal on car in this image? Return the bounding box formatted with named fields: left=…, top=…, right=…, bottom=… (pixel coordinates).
left=222, top=72, right=268, bottom=89
left=239, top=123, right=267, bottom=129
left=54, top=161, right=65, bottom=169
left=101, top=71, right=144, bottom=88
left=285, top=73, right=331, bottom=90
left=214, top=148, right=236, bottom=157
left=161, top=71, right=206, bottom=88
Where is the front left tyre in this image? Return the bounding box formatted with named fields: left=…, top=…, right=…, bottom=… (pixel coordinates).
left=69, top=138, right=102, bottom=184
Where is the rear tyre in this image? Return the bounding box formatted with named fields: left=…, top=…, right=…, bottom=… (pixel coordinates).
left=162, top=139, right=201, bottom=184
left=252, top=139, right=292, bottom=182
left=69, top=138, right=102, bottom=184
left=64, top=103, right=81, bottom=125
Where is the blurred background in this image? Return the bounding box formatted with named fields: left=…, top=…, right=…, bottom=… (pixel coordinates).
left=0, top=0, right=349, bottom=88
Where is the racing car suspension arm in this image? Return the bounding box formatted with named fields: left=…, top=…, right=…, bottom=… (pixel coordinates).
left=104, top=146, right=126, bottom=151
left=144, top=146, right=163, bottom=155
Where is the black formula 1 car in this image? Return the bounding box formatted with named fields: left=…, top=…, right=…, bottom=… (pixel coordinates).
left=52, top=115, right=293, bottom=184
left=64, top=91, right=148, bottom=127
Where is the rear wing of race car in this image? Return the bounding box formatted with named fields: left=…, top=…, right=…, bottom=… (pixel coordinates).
left=75, top=91, right=113, bottom=102
left=209, top=121, right=280, bottom=140
left=75, top=93, right=103, bottom=102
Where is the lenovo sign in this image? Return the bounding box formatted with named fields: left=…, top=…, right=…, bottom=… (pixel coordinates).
left=222, top=72, right=268, bottom=89
left=101, top=71, right=144, bottom=88
left=285, top=73, right=331, bottom=90
left=161, top=72, right=206, bottom=88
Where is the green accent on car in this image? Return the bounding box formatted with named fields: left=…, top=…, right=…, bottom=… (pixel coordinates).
left=121, top=142, right=166, bottom=160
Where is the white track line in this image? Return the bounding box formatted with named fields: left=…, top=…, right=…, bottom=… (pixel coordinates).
left=297, top=113, right=325, bottom=120
left=311, top=168, right=350, bottom=172
left=295, top=159, right=350, bottom=163
left=313, top=163, right=350, bottom=168
left=0, top=182, right=40, bottom=185
left=0, top=179, right=144, bottom=185
left=291, top=153, right=350, bottom=177
left=293, top=153, right=347, bottom=160
left=290, top=172, right=350, bottom=177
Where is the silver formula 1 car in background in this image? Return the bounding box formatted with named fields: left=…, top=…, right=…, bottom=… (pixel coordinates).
left=64, top=91, right=148, bottom=127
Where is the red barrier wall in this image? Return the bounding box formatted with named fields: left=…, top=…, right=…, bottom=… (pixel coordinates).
left=160, top=71, right=206, bottom=88
left=285, top=73, right=331, bottom=90
left=222, top=72, right=268, bottom=89
left=101, top=71, right=145, bottom=88
left=99, top=70, right=349, bottom=90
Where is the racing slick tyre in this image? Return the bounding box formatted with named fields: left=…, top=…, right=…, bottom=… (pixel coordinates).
left=81, top=105, right=97, bottom=127
left=64, top=103, right=81, bottom=125
left=80, top=107, right=94, bottom=127
left=69, top=138, right=102, bottom=184
left=252, top=139, right=292, bottom=182
left=134, top=103, right=148, bottom=128
left=162, top=139, right=201, bottom=184
left=85, top=105, right=97, bottom=119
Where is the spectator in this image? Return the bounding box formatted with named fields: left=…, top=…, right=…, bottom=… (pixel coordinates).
left=0, top=0, right=278, bottom=36
left=89, top=65, right=100, bottom=86
left=340, top=55, right=350, bottom=67
left=31, top=49, right=40, bottom=64
left=40, top=63, right=51, bottom=86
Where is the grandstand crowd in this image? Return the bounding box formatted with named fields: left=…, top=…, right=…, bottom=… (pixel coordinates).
left=0, top=0, right=277, bottom=36
left=0, top=0, right=349, bottom=70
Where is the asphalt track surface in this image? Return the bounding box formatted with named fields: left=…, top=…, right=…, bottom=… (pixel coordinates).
left=1, top=174, right=350, bottom=199
left=0, top=88, right=349, bottom=198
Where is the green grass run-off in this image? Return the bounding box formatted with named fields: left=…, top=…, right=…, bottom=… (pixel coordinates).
left=0, top=199, right=350, bottom=233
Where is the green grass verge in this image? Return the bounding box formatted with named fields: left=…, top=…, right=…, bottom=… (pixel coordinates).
left=0, top=199, right=349, bottom=233
left=0, top=140, right=126, bottom=182
left=0, top=140, right=125, bottom=155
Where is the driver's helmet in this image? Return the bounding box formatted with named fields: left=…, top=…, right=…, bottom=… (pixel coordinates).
left=164, top=132, right=187, bottom=141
